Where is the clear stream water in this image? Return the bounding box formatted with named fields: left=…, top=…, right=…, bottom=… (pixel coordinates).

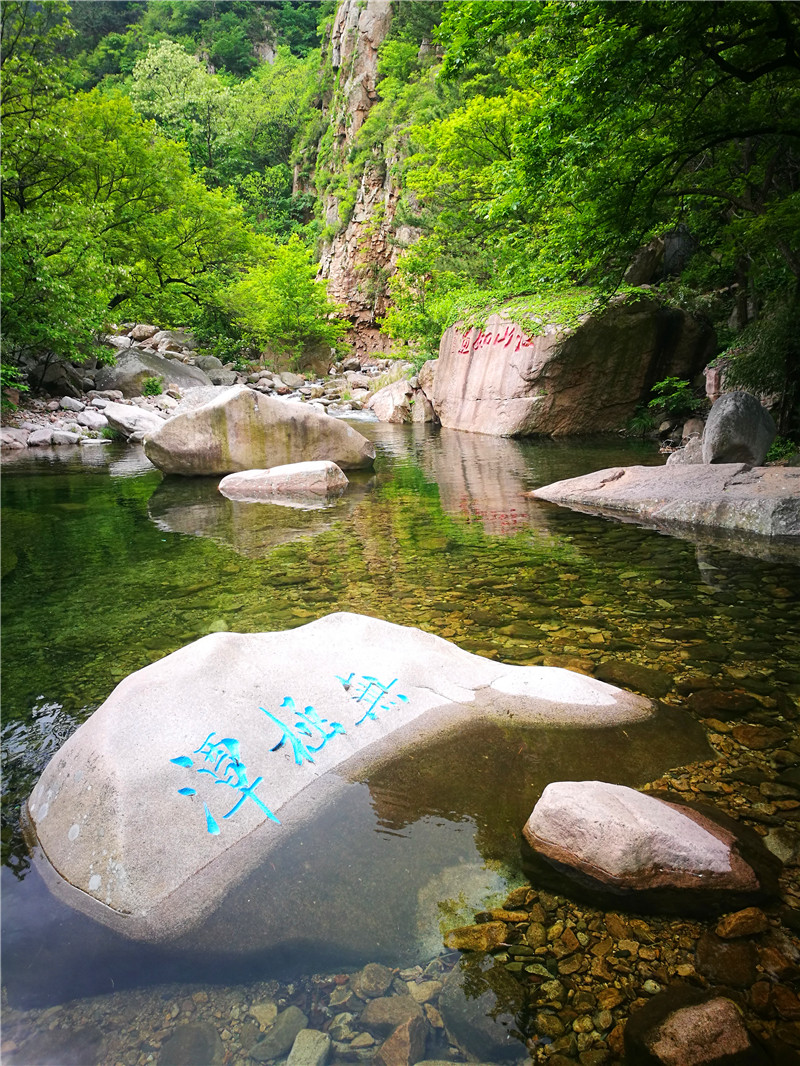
left=2, top=422, right=799, bottom=1016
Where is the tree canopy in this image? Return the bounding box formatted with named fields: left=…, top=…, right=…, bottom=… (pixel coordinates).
left=0, top=0, right=336, bottom=367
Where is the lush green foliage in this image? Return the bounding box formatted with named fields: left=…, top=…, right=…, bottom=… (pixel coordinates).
left=1, top=364, right=29, bottom=410
left=719, top=294, right=800, bottom=431
left=225, top=235, right=347, bottom=364
left=647, top=378, right=703, bottom=419
left=141, top=376, right=164, bottom=396
left=766, top=435, right=798, bottom=462
left=66, top=1, right=334, bottom=84
left=379, top=0, right=800, bottom=384
left=1, top=1, right=334, bottom=371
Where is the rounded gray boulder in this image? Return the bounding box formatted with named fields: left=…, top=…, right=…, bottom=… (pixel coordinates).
left=702, top=391, right=776, bottom=466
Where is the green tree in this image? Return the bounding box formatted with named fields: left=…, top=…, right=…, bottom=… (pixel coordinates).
left=2, top=70, right=253, bottom=362
left=129, top=39, right=318, bottom=217
left=225, top=235, right=347, bottom=363
left=431, top=1, right=800, bottom=296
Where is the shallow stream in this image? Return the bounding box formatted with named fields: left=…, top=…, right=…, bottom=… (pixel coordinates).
left=2, top=423, right=799, bottom=1062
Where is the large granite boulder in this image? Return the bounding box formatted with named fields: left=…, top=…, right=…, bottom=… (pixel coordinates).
left=95, top=348, right=211, bottom=397
left=523, top=781, right=768, bottom=906
left=702, top=390, right=776, bottom=465
left=530, top=463, right=800, bottom=537
left=103, top=401, right=165, bottom=441
left=366, top=378, right=436, bottom=424
left=25, top=613, right=651, bottom=940
left=218, top=461, right=348, bottom=505
left=434, top=295, right=714, bottom=436
left=144, top=385, right=376, bottom=475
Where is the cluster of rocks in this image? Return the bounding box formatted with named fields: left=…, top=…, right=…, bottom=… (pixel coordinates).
left=0, top=390, right=180, bottom=450
left=4, top=663, right=799, bottom=1066
left=1, top=324, right=403, bottom=453
left=666, top=391, right=778, bottom=468
left=0, top=955, right=516, bottom=1066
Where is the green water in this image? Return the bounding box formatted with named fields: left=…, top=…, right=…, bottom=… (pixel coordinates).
left=2, top=425, right=799, bottom=1009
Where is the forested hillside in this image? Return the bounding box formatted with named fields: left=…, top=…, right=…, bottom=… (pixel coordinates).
left=2, top=0, right=798, bottom=429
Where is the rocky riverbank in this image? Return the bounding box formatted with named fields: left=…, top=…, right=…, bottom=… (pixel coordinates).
left=1, top=324, right=404, bottom=453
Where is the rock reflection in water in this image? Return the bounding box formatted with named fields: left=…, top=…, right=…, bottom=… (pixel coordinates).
left=421, top=429, right=548, bottom=536
left=148, top=474, right=373, bottom=558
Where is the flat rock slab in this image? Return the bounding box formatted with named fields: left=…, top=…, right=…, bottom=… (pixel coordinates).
left=218, top=461, right=348, bottom=505
left=524, top=781, right=766, bottom=906
left=25, top=613, right=651, bottom=940
left=530, top=463, right=800, bottom=537
left=144, top=385, right=376, bottom=475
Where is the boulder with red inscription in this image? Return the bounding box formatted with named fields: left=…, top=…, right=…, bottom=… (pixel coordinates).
left=433, top=295, right=714, bottom=436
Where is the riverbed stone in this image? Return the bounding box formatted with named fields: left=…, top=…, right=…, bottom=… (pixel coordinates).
left=595, top=660, right=671, bottom=698
left=103, top=400, right=165, bottom=441
left=361, top=995, right=423, bottom=1035
left=27, top=428, right=53, bottom=446
left=25, top=613, right=653, bottom=940
left=438, top=966, right=523, bottom=1061
left=144, top=385, right=376, bottom=475
left=715, top=907, right=769, bottom=939
left=250, top=1001, right=279, bottom=1030
left=159, top=1022, right=224, bottom=1066
left=444, top=921, right=507, bottom=952
left=623, top=987, right=767, bottom=1066
left=51, top=430, right=82, bottom=445
left=9, top=1025, right=105, bottom=1066
left=218, top=461, right=348, bottom=504
left=251, top=1006, right=308, bottom=1062
left=287, top=1027, right=330, bottom=1066
left=355, top=963, right=394, bottom=998
left=523, top=781, right=761, bottom=899
left=128, top=323, right=159, bottom=341
left=702, top=391, right=776, bottom=466
left=373, top=1014, right=427, bottom=1066
left=695, top=931, right=759, bottom=986
left=59, top=396, right=85, bottom=412
left=76, top=409, right=108, bottom=431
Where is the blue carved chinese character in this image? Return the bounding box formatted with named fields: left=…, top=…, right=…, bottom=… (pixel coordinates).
left=170, top=732, right=280, bottom=834
left=335, top=674, right=409, bottom=725
left=259, top=697, right=346, bottom=766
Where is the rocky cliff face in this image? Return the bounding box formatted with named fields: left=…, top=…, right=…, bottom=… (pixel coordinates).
left=312, top=0, right=416, bottom=356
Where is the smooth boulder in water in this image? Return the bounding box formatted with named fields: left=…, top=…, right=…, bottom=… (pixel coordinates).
left=144, top=385, right=376, bottom=475
left=25, top=613, right=652, bottom=941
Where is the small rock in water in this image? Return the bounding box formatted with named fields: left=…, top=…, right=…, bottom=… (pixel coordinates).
left=444, top=921, right=506, bottom=952
left=373, top=1015, right=427, bottom=1066
left=715, top=906, right=769, bottom=939
left=250, top=1005, right=308, bottom=1062
left=158, top=1022, right=224, bottom=1066
left=624, top=987, right=768, bottom=1066
left=286, top=1028, right=331, bottom=1066
left=355, top=962, right=394, bottom=999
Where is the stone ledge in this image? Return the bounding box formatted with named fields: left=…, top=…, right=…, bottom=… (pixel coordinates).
left=529, top=464, right=800, bottom=539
